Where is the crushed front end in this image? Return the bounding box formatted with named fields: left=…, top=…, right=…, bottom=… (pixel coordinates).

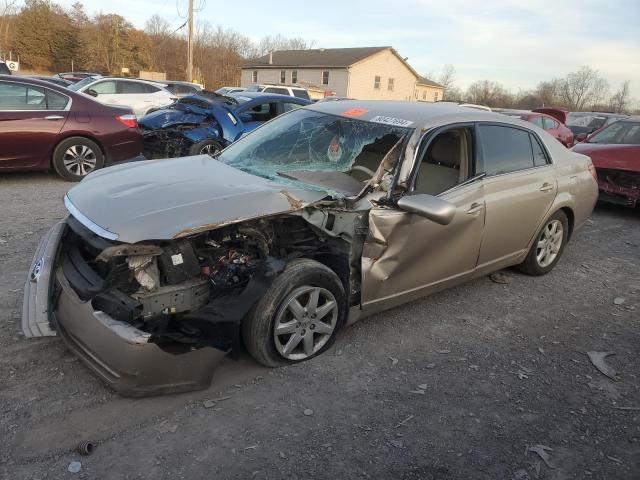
left=22, top=215, right=286, bottom=397
left=596, top=168, right=640, bottom=207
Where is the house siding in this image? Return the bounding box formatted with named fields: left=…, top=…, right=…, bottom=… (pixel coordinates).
left=347, top=49, right=417, bottom=101
left=240, top=68, right=349, bottom=96
left=414, top=84, right=445, bottom=102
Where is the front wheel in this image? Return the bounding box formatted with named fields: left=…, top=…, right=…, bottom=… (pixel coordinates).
left=242, top=259, right=345, bottom=367
left=518, top=210, right=569, bottom=275
left=188, top=139, right=223, bottom=157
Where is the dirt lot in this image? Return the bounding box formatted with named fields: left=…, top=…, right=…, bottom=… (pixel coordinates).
left=1, top=171, right=639, bottom=480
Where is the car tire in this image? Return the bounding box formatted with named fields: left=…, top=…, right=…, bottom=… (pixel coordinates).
left=52, top=137, right=104, bottom=182
left=242, top=259, right=346, bottom=368
left=188, top=139, right=223, bottom=157
left=518, top=210, right=569, bottom=276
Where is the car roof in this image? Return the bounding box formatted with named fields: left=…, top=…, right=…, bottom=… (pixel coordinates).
left=228, top=91, right=306, bottom=101
left=0, top=74, right=69, bottom=90
left=305, top=100, right=508, bottom=128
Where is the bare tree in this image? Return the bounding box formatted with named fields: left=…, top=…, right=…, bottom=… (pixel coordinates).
left=255, top=34, right=315, bottom=57
left=438, top=64, right=455, bottom=90
left=465, top=80, right=512, bottom=107
left=0, top=0, right=18, bottom=54
left=609, top=80, right=631, bottom=113
left=558, top=66, right=602, bottom=110
left=589, top=77, right=610, bottom=110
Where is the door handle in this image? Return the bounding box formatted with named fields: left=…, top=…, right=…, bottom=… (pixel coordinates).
left=45, top=115, right=64, bottom=120
left=467, top=202, right=483, bottom=215
left=539, top=183, right=554, bottom=193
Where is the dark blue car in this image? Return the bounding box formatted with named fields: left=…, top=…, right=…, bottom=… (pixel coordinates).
left=139, top=91, right=311, bottom=157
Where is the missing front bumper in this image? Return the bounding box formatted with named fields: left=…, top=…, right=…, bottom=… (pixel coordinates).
left=22, top=221, right=227, bottom=397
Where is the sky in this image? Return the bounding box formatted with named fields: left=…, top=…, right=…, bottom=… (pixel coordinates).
left=54, top=0, right=640, bottom=99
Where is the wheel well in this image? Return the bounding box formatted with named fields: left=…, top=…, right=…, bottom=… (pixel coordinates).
left=560, top=207, right=575, bottom=239
left=51, top=135, right=107, bottom=166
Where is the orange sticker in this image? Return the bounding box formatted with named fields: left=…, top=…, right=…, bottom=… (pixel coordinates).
left=342, top=107, right=369, bottom=118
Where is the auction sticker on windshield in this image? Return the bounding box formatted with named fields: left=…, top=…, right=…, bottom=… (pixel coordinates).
left=370, top=115, right=413, bottom=127
left=341, top=108, right=369, bottom=118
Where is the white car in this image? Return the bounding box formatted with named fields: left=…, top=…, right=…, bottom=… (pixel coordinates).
left=68, top=76, right=176, bottom=117
left=245, top=84, right=310, bottom=100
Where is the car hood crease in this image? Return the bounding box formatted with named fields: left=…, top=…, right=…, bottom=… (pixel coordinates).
left=66, top=155, right=328, bottom=243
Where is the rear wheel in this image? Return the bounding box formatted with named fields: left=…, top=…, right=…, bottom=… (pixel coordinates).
left=518, top=210, right=569, bottom=275
left=242, top=259, right=345, bottom=367
left=52, top=137, right=104, bottom=182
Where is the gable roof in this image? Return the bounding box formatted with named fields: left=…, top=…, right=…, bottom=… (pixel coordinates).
left=417, top=76, right=444, bottom=88
left=242, top=47, right=392, bottom=68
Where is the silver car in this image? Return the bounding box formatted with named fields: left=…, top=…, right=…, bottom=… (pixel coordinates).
left=23, top=101, right=598, bottom=396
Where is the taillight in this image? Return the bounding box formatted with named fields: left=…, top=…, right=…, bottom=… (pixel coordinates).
left=588, top=164, right=598, bottom=180
left=116, top=114, right=138, bottom=128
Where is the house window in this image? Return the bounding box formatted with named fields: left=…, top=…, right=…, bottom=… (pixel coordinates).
left=280, top=70, right=286, bottom=84
left=322, top=70, right=329, bottom=85
left=434, top=91, right=439, bottom=101
left=388, top=78, right=394, bottom=91
left=374, top=76, right=381, bottom=89
left=252, top=70, right=258, bottom=83
left=422, top=91, right=426, bottom=100
left=291, top=70, right=297, bottom=84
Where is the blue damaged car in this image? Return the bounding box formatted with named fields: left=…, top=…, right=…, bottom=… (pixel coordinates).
left=139, top=91, right=311, bottom=158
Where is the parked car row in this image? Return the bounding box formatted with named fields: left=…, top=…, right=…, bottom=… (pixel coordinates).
left=0, top=75, right=312, bottom=181
left=496, top=108, right=574, bottom=147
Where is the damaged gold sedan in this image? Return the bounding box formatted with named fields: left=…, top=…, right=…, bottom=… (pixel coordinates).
left=23, top=101, right=599, bottom=396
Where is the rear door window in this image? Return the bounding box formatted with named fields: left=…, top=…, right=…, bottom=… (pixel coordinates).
left=478, top=124, right=535, bottom=175
left=119, top=81, right=148, bottom=94
left=621, top=125, right=640, bottom=144
left=46, top=90, right=70, bottom=110
left=292, top=89, right=310, bottom=100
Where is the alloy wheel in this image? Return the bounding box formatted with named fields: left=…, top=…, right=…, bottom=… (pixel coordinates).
left=63, top=145, right=97, bottom=177
left=273, top=286, right=338, bottom=361
left=200, top=144, right=220, bottom=156
left=536, top=219, right=563, bottom=268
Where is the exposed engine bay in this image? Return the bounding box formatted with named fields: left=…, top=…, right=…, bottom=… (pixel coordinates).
left=59, top=213, right=356, bottom=357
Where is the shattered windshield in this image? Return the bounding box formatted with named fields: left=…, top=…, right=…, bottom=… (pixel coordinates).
left=217, top=108, right=410, bottom=195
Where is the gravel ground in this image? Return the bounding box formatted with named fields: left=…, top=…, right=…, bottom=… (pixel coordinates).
left=1, top=171, right=639, bottom=480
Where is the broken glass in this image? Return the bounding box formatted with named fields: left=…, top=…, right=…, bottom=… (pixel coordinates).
left=217, top=109, right=411, bottom=197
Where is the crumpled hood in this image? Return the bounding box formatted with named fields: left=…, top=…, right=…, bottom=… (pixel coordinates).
left=571, top=143, right=640, bottom=172
left=138, top=105, right=207, bottom=130
left=66, top=156, right=328, bottom=243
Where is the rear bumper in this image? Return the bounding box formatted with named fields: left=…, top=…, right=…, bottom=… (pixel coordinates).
left=22, top=221, right=226, bottom=397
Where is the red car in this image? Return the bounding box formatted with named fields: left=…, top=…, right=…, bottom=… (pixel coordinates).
left=500, top=108, right=574, bottom=147
left=0, top=75, right=143, bottom=181
left=572, top=120, right=640, bottom=207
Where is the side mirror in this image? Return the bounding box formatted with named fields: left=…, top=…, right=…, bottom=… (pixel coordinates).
left=397, top=194, right=456, bottom=225
left=86, top=89, right=98, bottom=97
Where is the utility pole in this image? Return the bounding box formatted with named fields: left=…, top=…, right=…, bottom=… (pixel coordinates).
left=187, top=0, right=193, bottom=82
